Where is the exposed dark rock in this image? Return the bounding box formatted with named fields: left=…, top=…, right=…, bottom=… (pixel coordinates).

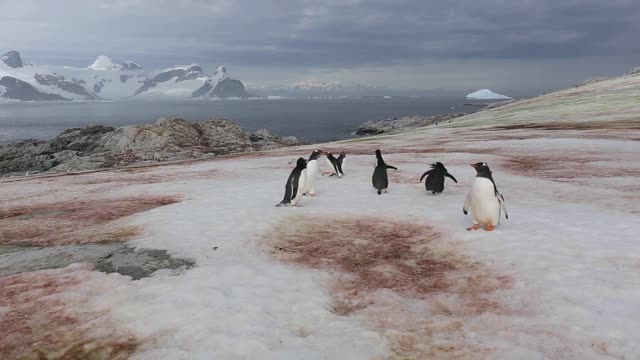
left=34, top=73, right=65, bottom=85
left=192, top=79, right=214, bottom=98
left=134, top=66, right=205, bottom=95
left=573, top=77, right=608, bottom=88
left=0, top=243, right=194, bottom=280
left=95, top=246, right=195, bottom=280
left=93, top=80, right=106, bottom=93
left=121, top=61, right=143, bottom=71
left=209, top=77, right=249, bottom=98
left=482, top=99, right=516, bottom=110
left=57, top=81, right=101, bottom=100
left=0, top=117, right=299, bottom=175
left=1, top=50, right=23, bottom=68
left=0, top=76, right=68, bottom=101
left=356, top=113, right=467, bottom=135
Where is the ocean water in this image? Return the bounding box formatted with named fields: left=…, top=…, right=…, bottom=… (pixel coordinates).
left=0, top=97, right=483, bottom=144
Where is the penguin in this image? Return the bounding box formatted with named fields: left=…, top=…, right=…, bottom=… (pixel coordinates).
left=325, top=151, right=346, bottom=177
left=420, top=162, right=457, bottom=194
left=336, top=152, right=346, bottom=175
left=303, top=149, right=323, bottom=196
left=276, top=157, right=307, bottom=207
left=372, top=149, right=397, bottom=194
left=463, top=162, right=509, bottom=231
left=325, top=152, right=341, bottom=177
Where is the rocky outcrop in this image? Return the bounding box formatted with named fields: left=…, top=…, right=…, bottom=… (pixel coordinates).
left=209, top=77, right=250, bottom=98
left=134, top=65, right=205, bottom=95
left=0, top=76, right=68, bottom=101
left=355, top=113, right=467, bottom=135
left=192, top=79, right=215, bottom=98
left=573, top=77, right=608, bottom=88
left=34, top=73, right=101, bottom=100
left=121, top=61, right=143, bottom=71
left=1, top=50, right=23, bottom=68
left=0, top=117, right=300, bottom=175
left=0, top=243, right=194, bottom=279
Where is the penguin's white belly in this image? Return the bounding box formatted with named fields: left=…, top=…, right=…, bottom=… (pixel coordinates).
left=469, top=178, right=500, bottom=225
left=292, top=169, right=307, bottom=205
left=304, top=160, right=319, bottom=193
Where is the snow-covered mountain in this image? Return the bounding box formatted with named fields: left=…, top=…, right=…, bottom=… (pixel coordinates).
left=291, top=80, right=343, bottom=92
left=466, top=89, right=512, bottom=100
left=0, top=50, right=249, bottom=101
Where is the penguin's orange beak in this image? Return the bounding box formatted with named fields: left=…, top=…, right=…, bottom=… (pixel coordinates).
left=470, top=163, right=476, bottom=168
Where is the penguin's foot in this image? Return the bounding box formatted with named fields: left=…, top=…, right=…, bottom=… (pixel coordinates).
left=484, top=225, right=496, bottom=231
left=308, top=193, right=316, bottom=198
left=466, top=224, right=482, bottom=231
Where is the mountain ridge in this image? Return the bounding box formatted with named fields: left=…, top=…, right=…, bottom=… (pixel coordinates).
left=0, top=51, right=249, bottom=101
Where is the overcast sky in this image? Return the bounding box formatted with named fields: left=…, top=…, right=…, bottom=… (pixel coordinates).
left=1, top=0, right=639, bottom=95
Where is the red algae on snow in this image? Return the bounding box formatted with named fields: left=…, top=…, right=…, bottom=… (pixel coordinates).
left=266, top=215, right=513, bottom=359
left=0, top=195, right=180, bottom=246
left=0, top=265, right=139, bottom=360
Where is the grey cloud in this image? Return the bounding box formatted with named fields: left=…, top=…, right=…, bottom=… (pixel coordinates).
left=0, top=0, right=638, bottom=91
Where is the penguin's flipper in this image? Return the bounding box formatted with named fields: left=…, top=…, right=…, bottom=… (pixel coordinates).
left=498, top=193, right=509, bottom=219
left=386, top=165, right=398, bottom=170
left=420, top=169, right=433, bottom=182
left=463, top=193, right=471, bottom=215
left=445, top=172, right=458, bottom=183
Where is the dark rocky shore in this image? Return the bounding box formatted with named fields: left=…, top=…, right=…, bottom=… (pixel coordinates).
left=355, top=113, right=468, bottom=135
left=0, top=117, right=300, bottom=176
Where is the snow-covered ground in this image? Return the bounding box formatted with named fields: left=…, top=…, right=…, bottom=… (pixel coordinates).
left=1, top=74, right=639, bottom=359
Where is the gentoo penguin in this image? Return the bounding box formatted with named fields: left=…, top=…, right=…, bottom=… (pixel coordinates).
left=337, top=152, right=346, bottom=175
left=303, top=149, right=323, bottom=196
left=420, top=162, right=457, bottom=194
left=463, top=162, right=509, bottom=231
left=372, top=149, right=397, bottom=194
left=325, top=151, right=346, bottom=177
left=325, top=152, right=341, bottom=177
left=276, top=157, right=307, bottom=207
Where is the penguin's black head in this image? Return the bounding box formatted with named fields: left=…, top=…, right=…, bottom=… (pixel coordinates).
left=339, top=152, right=346, bottom=158
left=296, top=157, right=307, bottom=169
left=375, top=149, right=382, bottom=157
left=309, top=149, right=324, bottom=160
left=471, top=162, right=491, bottom=176
left=431, top=161, right=444, bottom=169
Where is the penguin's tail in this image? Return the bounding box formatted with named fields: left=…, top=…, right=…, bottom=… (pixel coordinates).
left=377, top=190, right=382, bottom=195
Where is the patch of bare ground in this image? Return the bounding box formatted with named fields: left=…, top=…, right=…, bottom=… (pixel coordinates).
left=0, top=265, right=139, bottom=360
left=0, top=195, right=180, bottom=246
left=266, top=216, right=513, bottom=359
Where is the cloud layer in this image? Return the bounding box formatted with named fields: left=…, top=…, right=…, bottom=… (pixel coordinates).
left=1, top=0, right=639, bottom=94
